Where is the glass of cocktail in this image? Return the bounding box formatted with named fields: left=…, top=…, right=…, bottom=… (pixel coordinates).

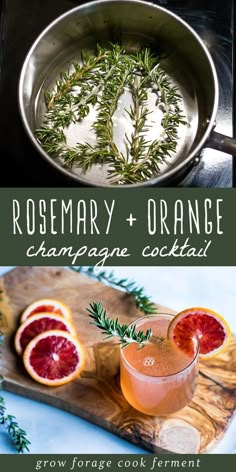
left=120, top=313, right=199, bottom=416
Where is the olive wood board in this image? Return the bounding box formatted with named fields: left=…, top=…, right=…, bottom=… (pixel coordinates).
left=1, top=267, right=236, bottom=454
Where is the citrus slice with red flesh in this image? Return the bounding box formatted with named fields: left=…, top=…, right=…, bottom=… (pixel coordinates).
left=15, top=313, right=76, bottom=355
left=167, top=307, right=231, bottom=359
left=23, top=330, right=85, bottom=386
left=20, top=298, right=72, bottom=323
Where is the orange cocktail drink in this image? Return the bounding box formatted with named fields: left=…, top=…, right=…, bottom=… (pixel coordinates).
left=120, top=314, right=198, bottom=415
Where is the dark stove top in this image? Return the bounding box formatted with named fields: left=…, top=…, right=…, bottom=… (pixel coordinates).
left=0, top=0, right=234, bottom=187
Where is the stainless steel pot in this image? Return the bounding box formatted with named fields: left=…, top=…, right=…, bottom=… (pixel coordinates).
left=18, top=0, right=236, bottom=187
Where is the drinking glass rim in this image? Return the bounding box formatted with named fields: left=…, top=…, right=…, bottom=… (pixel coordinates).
left=120, top=313, right=199, bottom=381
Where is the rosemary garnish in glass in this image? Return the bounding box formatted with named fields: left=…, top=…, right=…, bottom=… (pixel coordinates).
left=36, top=43, right=186, bottom=184
left=87, top=302, right=152, bottom=348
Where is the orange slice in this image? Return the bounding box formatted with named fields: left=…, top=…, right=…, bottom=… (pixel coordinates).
left=15, top=313, right=76, bottom=356
left=23, top=330, right=85, bottom=386
left=21, top=298, right=72, bottom=323
left=167, top=307, right=231, bottom=359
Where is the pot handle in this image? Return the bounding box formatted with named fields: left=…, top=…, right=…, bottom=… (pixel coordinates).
left=207, top=130, right=236, bottom=156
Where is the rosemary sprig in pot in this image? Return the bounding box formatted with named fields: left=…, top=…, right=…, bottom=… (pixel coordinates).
left=36, top=43, right=187, bottom=185
left=87, top=302, right=152, bottom=348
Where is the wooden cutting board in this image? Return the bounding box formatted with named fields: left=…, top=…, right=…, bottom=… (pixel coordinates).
left=1, top=267, right=236, bottom=454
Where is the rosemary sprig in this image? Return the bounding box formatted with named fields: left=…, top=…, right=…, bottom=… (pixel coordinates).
left=35, top=128, right=99, bottom=171
left=36, top=43, right=186, bottom=184
left=70, top=267, right=156, bottom=315
left=129, top=75, right=150, bottom=161
left=87, top=302, right=152, bottom=348
left=46, top=46, right=108, bottom=110
left=108, top=51, right=153, bottom=184
left=0, top=398, right=31, bottom=453
left=92, top=51, right=133, bottom=167
left=0, top=304, right=30, bottom=453
left=131, top=66, right=186, bottom=178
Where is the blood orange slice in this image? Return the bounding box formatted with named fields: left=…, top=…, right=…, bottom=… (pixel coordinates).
left=21, top=298, right=72, bottom=323
left=167, top=307, right=231, bottom=359
left=15, top=313, right=76, bottom=355
left=23, top=330, right=85, bottom=386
